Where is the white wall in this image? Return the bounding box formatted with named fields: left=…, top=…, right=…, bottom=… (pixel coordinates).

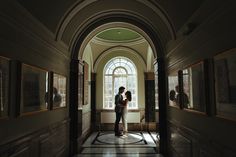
left=81, top=44, right=93, bottom=134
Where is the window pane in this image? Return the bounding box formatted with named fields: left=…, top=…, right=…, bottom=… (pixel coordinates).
left=114, top=67, right=126, bottom=75
left=104, top=57, right=137, bottom=109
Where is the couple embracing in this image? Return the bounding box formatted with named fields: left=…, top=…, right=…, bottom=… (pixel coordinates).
left=114, top=86, right=132, bottom=137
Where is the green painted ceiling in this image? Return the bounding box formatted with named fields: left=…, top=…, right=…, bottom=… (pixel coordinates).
left=96, top=28, right=141, bottom=41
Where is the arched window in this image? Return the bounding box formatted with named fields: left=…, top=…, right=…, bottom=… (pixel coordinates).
left=103, top=57, right=137, bottom=109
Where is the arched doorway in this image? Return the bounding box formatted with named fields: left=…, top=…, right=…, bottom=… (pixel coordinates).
left=68, top=18, right=168, bottom=156
left=57, top=2, right=174, bottom=154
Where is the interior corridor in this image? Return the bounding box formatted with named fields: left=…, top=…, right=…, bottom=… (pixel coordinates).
left=1, top=1, right=236, bottom=157
left=76, top=131, right=162, bottom=157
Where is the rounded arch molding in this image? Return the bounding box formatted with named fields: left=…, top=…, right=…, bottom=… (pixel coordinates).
left=56, top=0, right=176, bottom=48
left=55, top=1, right=176, bottom=60
left=66, top=2, right=170, bottom=156
left=93, top=46, right=146, bottom=73
left=80, top=22, right=158, bottom=60
left=70, top=13, right=166, bottom=60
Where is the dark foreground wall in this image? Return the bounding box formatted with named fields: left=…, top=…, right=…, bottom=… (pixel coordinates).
left=0, top=1, right=70, bottom=156
left=166, top=1, right=236, bottom=157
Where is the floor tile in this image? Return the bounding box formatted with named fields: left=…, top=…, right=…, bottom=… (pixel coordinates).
left=76, top=131, right=163, bottom=157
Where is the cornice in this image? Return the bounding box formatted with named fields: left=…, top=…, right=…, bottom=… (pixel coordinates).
left=91, top=36, right=146, bottom=47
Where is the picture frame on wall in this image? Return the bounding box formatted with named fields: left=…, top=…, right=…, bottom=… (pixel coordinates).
left=0, top=56, right=9, bottom=118
left=214, top=49, right=236, bottom=121
left=182, top=62, right=206, bottom=113
left=53, top=73, right=66, bottom=108
left=83, top=61, right=89, bottom=105
left=78, top=61, right=83, bottom=109
left=154, top=61, right=159, bottom=109
left=21, top=64, right=49, bottom=114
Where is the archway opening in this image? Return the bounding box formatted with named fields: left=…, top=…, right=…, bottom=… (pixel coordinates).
left=69, top=19, right=168, bottom=156
left=75, top=23, right=160, bottom=147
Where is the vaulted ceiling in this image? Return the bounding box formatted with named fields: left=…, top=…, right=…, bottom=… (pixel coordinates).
left=13, top=0, right=206, bottom=70
left=96, top=28, right=141, bottom=41
left=17, top=0, right=204, bottom=35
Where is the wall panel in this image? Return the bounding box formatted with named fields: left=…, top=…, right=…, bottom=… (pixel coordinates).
left=166, top=1, right=236, bottom=157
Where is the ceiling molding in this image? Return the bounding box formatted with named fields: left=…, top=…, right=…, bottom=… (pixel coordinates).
left=55, top=0, right=98, bottom=41
left=56, top=0, right=176, bottom=44
left=137, top=0, right=176, bottom=39
left=93, top=46, right=146, bottom=73
left=54, top=0, right=175, bottom=60
left=78, top=22, right=157, bottom=60
left=96, top=27, right=141, bottom=41
left=91, top=36, right=146, bottom=46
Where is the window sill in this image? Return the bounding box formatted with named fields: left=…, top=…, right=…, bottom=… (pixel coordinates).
left=100, top=109, right=140, bottom=112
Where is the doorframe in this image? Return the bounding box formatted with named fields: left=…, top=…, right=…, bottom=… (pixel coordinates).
left=69, top=15, right=168, bottom=156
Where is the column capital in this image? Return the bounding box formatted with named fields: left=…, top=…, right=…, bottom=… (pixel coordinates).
left=144, top=72, right=155, bottom=80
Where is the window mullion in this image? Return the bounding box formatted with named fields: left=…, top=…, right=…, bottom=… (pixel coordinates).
left=104, top=57, right=137, bottom=110
left=112, top=74, right=114, bottom=109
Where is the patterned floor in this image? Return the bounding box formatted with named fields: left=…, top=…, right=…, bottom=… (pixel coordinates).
left=75, top=131, right=163, bottom=157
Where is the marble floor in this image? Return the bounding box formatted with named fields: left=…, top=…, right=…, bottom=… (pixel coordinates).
left=75, top=131, right=163, bottom=157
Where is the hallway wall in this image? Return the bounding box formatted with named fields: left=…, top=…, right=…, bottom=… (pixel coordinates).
left=166, top=1, right=236, bottom=156
left=1, top=0, right=236, bottom=157
left=81, top=45, right=93, bottom=138
left=0, top=1, right=70, bottom=156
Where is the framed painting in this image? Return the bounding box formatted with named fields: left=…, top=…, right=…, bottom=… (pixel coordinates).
left=0, top=56, right=9, bottom=118
left=214, top=49, right=236, bottom=121
left=182, top=62, right=206, bottom=112
left=83, top=61, right=89, bottom=105
left=154, top=61, right=159, bottom=109
left=78, top=61, right=83, bottom=109
left=21, top=64, right=48, bottom=114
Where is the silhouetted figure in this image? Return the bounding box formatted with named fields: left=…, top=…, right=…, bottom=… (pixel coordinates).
left=53, top=87, right=62, bottom=107
left=114, top=86, right=125, bottom=137
left=169, top=85, right=189, bottom=108
left=122, top=91, right=132, bottom=136
left=169, top=90, right=176, bottom=101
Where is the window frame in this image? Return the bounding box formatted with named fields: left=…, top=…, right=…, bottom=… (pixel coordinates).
left=103, top=57, right=137, bottom=110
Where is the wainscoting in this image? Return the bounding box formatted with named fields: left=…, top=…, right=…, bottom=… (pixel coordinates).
left=94, top=110, right=158, bottom=132
left=82, top=111, right=91, bottom=135
left=0, top=119, right=70, bottom=157
left=168, top=121, right=236, bottom=157
left=101, top=111, right=141, bottom=123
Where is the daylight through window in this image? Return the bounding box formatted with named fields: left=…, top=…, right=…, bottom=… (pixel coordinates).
left=103, top=57, right=137, bottom=109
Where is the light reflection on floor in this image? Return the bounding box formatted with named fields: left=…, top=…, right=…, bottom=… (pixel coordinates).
left=75, top=132, right=163, bottom=157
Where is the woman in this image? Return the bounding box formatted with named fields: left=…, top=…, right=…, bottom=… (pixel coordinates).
left=122, top=91, right=132, bottom=136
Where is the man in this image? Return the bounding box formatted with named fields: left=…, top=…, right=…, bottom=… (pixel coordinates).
left=175, top=85, right=189, bottom=108
left=114, top=86, right=125, bottom=136
left=53, top=87, right=62, bottom=107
